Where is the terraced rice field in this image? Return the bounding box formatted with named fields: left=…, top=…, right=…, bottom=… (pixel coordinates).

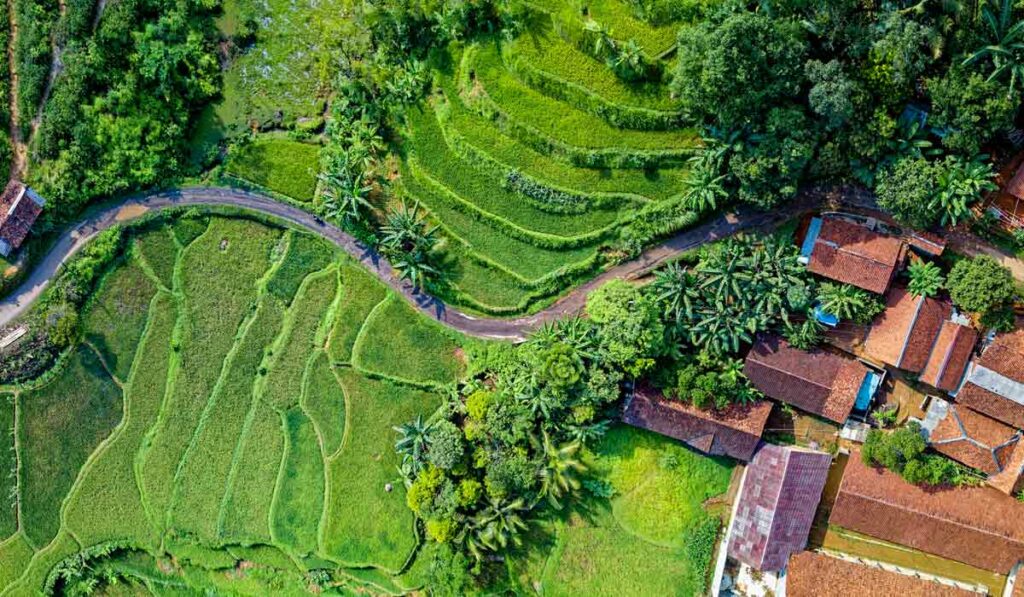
left=399, top=7, right=698, bottom=315
left=0, top=216, right=467, bottom=594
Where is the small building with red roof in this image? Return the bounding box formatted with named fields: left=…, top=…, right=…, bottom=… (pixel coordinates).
left=923, top=399, right=1021, bottom=488
left=784, top=551, right=979, bottom=597
left=955, top=330, right=1024, bottom=429
left=622, top=385, right=771, bottom=462
left=801, top=216, right=907, bottom=294
left=743, top=335, right=874, bottom=424
left=727, top=443, right=831, bottom=571
left=0, top=181, right=44, bottom=257
left=863, top=287, right=977, bottom=391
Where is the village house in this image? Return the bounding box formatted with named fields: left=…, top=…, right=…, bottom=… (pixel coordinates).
left=829, top=452, right=1024, bottom=575
left=743, top=335, right=880, bottom=424
left=783, top=551, right=979, bottom=597
left=622, top=384, right=772, bottom=462
left=921, top=398, right=1023, bottom=494
left=799, top=215, right=908, bottom=294
left=727, top=443, right=831, bottom=572
left=863, top=286, right=978, bottom=392
left=955, top=330, right=1024, bottom=429
left=0, top=181, right=45, bottom=258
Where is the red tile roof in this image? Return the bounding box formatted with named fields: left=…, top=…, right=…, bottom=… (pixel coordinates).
left=989, top=436, right=1024, bottom=496
left=622, top=385, right=771, bottom=462
left=919, top=322, right=977, bottom=392
left=0, top=181, right=43, bottom=255
left=905, top=231, right=946, bottom=257
left=957, top=330, right=1024, bottom=429
left=1007, top=161, right=1024, bottom=200
left=785, top=551, right=977, bottom=597
left=863, top=287, right=952, bottom=374
left=829, top=452, right=1024, bottom=574
left=807, top=217, right=906, bottom=294
left=744, top=336, right=867, bottom=423
left=929, top=403, right=1021, bottom=475
left=728, top=443, right=831, bottom=571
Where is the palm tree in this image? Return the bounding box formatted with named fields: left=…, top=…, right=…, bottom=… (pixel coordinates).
left=929, top=156, right=997, bottom=227
left=688, top=302, right=760, bottom=355
left=680, top=162, right=729, bottom=213
left=537, top=433, right=587, bottom=509
left=381, top=201, right=440, bottom=290
left=696, top=237, right=752, bottom=306
left=907, top=260, right=945, bottom=297
left=884, top=115, right=941, bottom=166
left=611, top=39, right=644, bottom=79
left=394, top=415, right=432, bottom=476
left=465, top=497, right=529, bottom=561
left=583, top=20, right=616, bottom=57
left=816, top=283, right=873, bottom=322
left=319, top=169, right=373, bottom=224
left=963, top=0, right=1024, bottom=96
left=653, top=262, right=699, bottom=322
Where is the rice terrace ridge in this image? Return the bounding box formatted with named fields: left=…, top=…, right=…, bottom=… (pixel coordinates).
left=0, top=0, right=1023, bottom=595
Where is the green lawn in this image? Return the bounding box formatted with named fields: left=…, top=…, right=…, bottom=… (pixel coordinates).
left=510, top=425, right=733, bottom=596
left=225, top=137, right=322, bottom=202
left=133, top=226, right=179, bottom=290
left=82, top=258, right=158, bottom=381
left=18, top=346, right=123, bottom=547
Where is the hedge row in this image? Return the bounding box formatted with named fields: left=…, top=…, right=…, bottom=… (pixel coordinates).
left=502, top=48, right=684, bottom=131
left=457, top=52, right=693, bottom=170
left=432, top=97, right=646, bottom=212
left=14, top=0, right=57, bottom=131
left=408, top=159, right=616, bottom=250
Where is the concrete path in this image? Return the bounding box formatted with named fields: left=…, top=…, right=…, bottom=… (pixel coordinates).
left=0, top=186, right=817, bottom=341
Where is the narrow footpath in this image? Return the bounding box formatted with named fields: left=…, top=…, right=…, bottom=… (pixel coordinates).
left=0, top=186, right=820, bottom=340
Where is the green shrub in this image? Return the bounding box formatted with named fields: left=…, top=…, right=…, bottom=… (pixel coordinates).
left=947, top=255, right=1016, bottom=316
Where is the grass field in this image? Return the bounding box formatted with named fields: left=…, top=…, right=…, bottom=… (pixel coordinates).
left=0, top=215, right=490, bottom=592
left=225, top=137, right=322, bottom=202
left=0, top=395, right=16, bottom=540
left=510, top=425, right=733, bottom=596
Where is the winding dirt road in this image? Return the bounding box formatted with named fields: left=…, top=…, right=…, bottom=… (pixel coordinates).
left=0, top=186, right=822, bottom=340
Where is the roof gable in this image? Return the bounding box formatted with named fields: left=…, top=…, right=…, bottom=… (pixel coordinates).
left=622, top=386, right=771, bottom=462
left=807, top=217, right=905, bottom=294
left=928, top=402, right=1021, bottom=475
left=744, top=336, right=866, bottom=423
left=728, top=443, right=831, bottom=571
left=919, top=322, right=977, bottom=392
left=864, top=287, right=954, bottom=374
left=785, top=551, right=978, bottom=597
left=0, top=181, right=44, bottom=254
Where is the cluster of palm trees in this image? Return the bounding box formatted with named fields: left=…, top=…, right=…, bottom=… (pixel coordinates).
left=654, top=235, right=810, bottom=355
left=379, top=200, right=441, bottom=290
left=964, top=0, right=1024, bottom=96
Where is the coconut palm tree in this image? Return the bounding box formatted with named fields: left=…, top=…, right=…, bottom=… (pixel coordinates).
left=319, top=168, right=373, bottom=224
left=381, top=201, right=440, bottom=290
left=465, top=497, right=529, bottom=561
left=537, top=433, right=587, bottom=509
left=963, top=0, right=1024, bottom=96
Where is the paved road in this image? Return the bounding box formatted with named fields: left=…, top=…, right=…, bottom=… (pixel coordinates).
left=0, top=186, right=821, bottom=341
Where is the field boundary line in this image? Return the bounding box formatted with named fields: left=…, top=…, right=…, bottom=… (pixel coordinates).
left=10, top=392, right=27, bottom=549
left=132, top=231, right=173, bottom=293
left=348, top=294, right=390, bottom=373
left=297, top=350, right=332, bottom=558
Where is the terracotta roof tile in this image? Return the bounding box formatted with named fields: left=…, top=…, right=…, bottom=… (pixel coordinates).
left=864, top=287, right=951, bottom=373
left=829, top=452, right=1024, bottom=574
left=1007, top=161, right=1024, bottom=199
left=728, top=444, right=831, bottom=571
left=744, top=336, right=866, bottom=423
left=622, top=385, right=771, bottom=462
left=920, top=322, right=977, bottom=392
left=956, top=331, right=1024, bottom=428
left=989, top=438, right=1024, bottom=495
left=929, top=403, right=1021, bottom=475
left=0, top=181, right=43, bottom=255
left=807, top=217, right=906, bottom=294
left=785, top=551, right=977, bottom=597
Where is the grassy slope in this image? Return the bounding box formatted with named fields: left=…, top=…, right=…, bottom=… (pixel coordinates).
left=353, top=294, right=463, bottom=385
left=138, top=219, right=279, bottom=532
left=270, top=407, right=325, bottom=556
left=82, top=259, right=158, bottom=381
left=322, top=371, right=439, bottom=570
left=219, top=399, right=285, bottom=544
left=467, top=43, right=694, bottom=150
left=302, top=351, right=346, bottom=458
left=134, top=226, right=179, bottom=290
left=328, top=264, right=387, bottom=363
left=64, top=292, right=177, bottom=549
left=0, top=395, right=15, bottom=540
left=267, top=231, right=336, bottom=304
left=225, top=137, right=321, bottom=202
left=18, top=346, right=123, bottom=548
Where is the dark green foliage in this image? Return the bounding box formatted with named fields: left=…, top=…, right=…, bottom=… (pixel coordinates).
left=875, top=157, right=938, bottom=230
left=0, top=395, right=15, bottom=539
left=862, top=424, right=980, bottom=487
left=928, top=65, right=1018, bottom=155
left=947, top=255, right=1016, bottom=316
left=731, top=107, right=819, bottom=207
left=585, top=280, right=665, bottom=377
left=669, top=357, right=761, bottom=410
left=13, top=0, right=56, bottom=129
left=806, top=59, right=859, bottom=129
left=428, top=420, right=465, bottom=471
left=683, top=515, right=721, bottom=590
left=816, top=282, right=885, bottom=325
left=171, top=216, right=210, bottom=247
left=672, top=12, right=808, bottom=129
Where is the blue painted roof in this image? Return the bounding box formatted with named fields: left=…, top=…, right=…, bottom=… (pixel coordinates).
left=854, top=370, right=883, bottom=412
left=800, top=217, right=822, bottom=259
left=813, top=305, right=839, bottom=327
